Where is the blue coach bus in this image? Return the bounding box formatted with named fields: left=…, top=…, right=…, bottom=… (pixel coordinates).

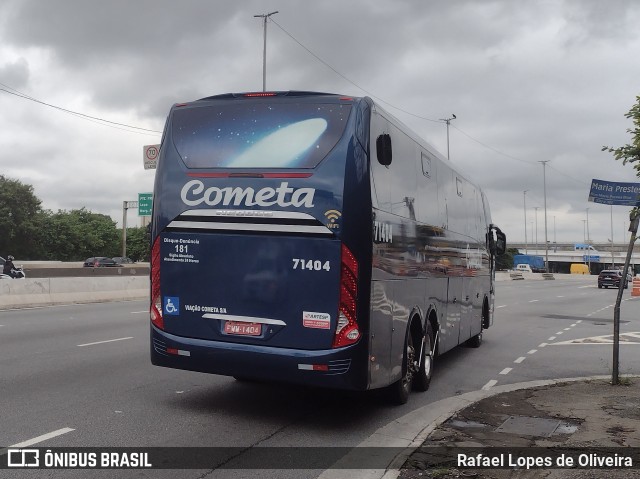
left=150, top=91, right=505, bottom=404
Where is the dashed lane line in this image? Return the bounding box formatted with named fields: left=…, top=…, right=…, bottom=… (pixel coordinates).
left=0, top=428, right=75, bottom=456
left=482, top=380, right=498, bottom=390
left=499, top=368, right=512, bottom=375
left=527, top=349, right=537, bottom=355
left=77, top=337, right=133, bottom=347
left=514, top=357, right=526, bottom=364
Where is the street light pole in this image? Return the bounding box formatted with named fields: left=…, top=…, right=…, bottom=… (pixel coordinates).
left=586, top=207, right=591, bottom=272
left=254, top=11, right=279, bottom=92
left=534, top=206, right=540, bottom=253
left=523, top=190, right=529, bottom=254
left=540, top=160, right=550, bottom=272
left=611, top=205, right=615, bottom=267
left=439, top=115, right=456, bottom=160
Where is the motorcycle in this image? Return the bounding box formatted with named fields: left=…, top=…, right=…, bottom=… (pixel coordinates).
left=0, top=267, right=26, bottom=279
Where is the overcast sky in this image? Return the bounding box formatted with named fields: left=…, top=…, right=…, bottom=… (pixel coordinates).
left=1, top=0, right=639, bottom=246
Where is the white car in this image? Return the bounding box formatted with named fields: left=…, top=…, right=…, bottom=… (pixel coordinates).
left=514, top=264, right=532, bottom=273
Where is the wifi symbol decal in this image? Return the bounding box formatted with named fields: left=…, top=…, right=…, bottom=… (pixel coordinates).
left=324, top=210, right=342, bottom=229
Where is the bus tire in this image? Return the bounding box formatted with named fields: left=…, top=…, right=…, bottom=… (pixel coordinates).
left=387, top=328, right=416, bottom=405
left=413, top=320, right=434, bottom=392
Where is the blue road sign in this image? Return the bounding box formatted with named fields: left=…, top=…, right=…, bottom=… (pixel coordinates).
left=588, top=179, right=640, bottom=206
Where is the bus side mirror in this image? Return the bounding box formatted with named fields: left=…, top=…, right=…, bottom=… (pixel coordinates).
left=376, top=134, right=392, bottom=166
left=488, top=225, right=506, bottom=256
left=495, top=230, right=506, bottom=256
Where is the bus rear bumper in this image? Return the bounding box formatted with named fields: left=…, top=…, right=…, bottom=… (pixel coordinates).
left=150, top=325, right=367, bottom=390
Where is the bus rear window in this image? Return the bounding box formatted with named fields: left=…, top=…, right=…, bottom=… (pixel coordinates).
left=172, top=102, right=352, bottom=169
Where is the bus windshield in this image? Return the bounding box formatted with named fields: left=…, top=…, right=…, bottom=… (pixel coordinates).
left=172, top=102, right=352, bottom=169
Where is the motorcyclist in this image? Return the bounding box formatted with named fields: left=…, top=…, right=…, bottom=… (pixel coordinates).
left=3, top=255, right=19, bottom=278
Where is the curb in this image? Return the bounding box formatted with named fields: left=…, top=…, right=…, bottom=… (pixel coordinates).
left=316, top=375, right=617, bottom=479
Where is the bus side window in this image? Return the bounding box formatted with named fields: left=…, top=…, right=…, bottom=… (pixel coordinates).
left=376, top=134, right=392, bottom=166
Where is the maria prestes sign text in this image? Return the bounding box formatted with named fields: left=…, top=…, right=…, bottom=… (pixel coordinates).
left=588, top=179, right=640, bottom=206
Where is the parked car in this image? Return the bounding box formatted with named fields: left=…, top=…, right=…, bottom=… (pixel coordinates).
left=83, top=257, right=120, bottom=267
left=597, top=270, right=628, bottom=289
left=514, top=264, right=532, bottom=273
left=112, top=257, right=134, bottom=264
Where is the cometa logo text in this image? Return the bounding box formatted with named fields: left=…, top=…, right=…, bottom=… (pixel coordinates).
left=181, top=180, right=316, bottom=208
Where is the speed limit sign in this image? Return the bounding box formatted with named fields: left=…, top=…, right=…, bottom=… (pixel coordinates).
left=143, top=144, right=160, bottom=170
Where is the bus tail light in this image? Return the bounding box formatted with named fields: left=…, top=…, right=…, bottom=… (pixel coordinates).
left=333, top=244, right=360, bottom=348
left=150, top=237, right=164, bottom=330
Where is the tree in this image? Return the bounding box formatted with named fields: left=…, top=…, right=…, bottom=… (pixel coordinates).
left=0, top=175, right=44, bottom=259
left=602, top=95, right=640, bottom=176
left=39, top=208, right=121, bottom=261
left=496, top=248, right=519, bottom=271
left=125, top=226, right=151, bottom=262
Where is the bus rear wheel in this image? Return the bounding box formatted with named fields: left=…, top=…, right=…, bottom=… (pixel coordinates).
left=388, top=329, right=417, bottom=405
left=413, top=321, right=434, bottom=392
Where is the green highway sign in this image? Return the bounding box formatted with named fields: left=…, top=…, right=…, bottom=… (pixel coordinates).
left=138, top=192, right=153, bottom=216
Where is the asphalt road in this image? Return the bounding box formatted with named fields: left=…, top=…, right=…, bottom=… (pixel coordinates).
left=1, top=276, right=638, bottom=478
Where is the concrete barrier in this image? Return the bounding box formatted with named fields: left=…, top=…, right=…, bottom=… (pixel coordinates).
left=0, top=277, right=149, bottom=309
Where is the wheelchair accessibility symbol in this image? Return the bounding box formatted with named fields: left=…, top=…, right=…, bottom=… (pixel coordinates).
left=164, top=297, right=180, bottom=316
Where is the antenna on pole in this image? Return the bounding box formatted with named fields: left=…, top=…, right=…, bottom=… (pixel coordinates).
left=439, top=114, right=456, bottom=160
left=254, top=11, right=279, bottom=92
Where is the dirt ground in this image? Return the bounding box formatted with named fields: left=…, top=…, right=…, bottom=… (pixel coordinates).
left=398, top=379, right=640, bottom=479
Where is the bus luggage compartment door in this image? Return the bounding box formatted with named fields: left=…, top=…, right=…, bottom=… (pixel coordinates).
left=159, top=232, right=342, bottom=350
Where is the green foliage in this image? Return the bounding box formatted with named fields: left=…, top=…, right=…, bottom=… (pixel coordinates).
left=39, top=208, right=121, bottom=261
left=1, top=175, right=128, bottom=261
left=0, top=175, right=44, bottom=259
left=125, top=226, right=151, bottom=262
left=496, top=247, right=519, bottom=271
left=602, top=95, right=640, bottom=176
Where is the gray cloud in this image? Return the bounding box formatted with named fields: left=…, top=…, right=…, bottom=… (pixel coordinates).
left=0, top=0, right=639, bottom=244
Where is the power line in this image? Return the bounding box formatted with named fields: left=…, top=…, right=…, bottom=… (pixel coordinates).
left=270, top=18, right=442, bottom=124
left=0, top=83, right=162, bottom=135
left=271, top=18, right=593, bottom=189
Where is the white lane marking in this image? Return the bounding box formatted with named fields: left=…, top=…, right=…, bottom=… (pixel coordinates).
left=527, top=349, right=537, bottom=355
left=482, top=380, right=498, bottom=390
left=130, top=310, right=148, bottom=314
left=539, top=342, right=548, bottom=347
left=552, top=333, right=640, bottom=345
left=548, top=336, right=556, bottom=341
left=578, top=286, right=593, bottom=289
left=0, top=428, right=75, bottom=456
left=556, top=331, right=564, bottom=335
left=570, top=324, right=577, bottom=328
left=514, top=357, right=526, bottom=364
left=529, top=300, right=539, bottom=303
left=499, top=368, right=512, bottom=375
left=564, top=328, right=571, bottom=331
left=77, top=337, right=133, bottom=347
left=577, top=320, right=583, bottom=324
left=496, top=305, right=507, bottom=309
left=556, top=296, right=565, bottom=298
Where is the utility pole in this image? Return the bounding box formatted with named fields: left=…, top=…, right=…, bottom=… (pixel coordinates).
left=122, top=201, right=128, bottom=258
left=540, top=160, right=550, bottom=272
left=586, top=207, right=591, bottom=272
left=439, top=115, right=456, bottom=160
left=254, top=11, right=279, bottom=91
left=523, top=190, right=529, bottom=254
left=611, top=205, right=615, bottom=267
left=534, top=206, right=540, bottom=253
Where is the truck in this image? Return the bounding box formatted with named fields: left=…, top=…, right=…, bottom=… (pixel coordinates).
left=513, top=254, right=545, bottom=273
